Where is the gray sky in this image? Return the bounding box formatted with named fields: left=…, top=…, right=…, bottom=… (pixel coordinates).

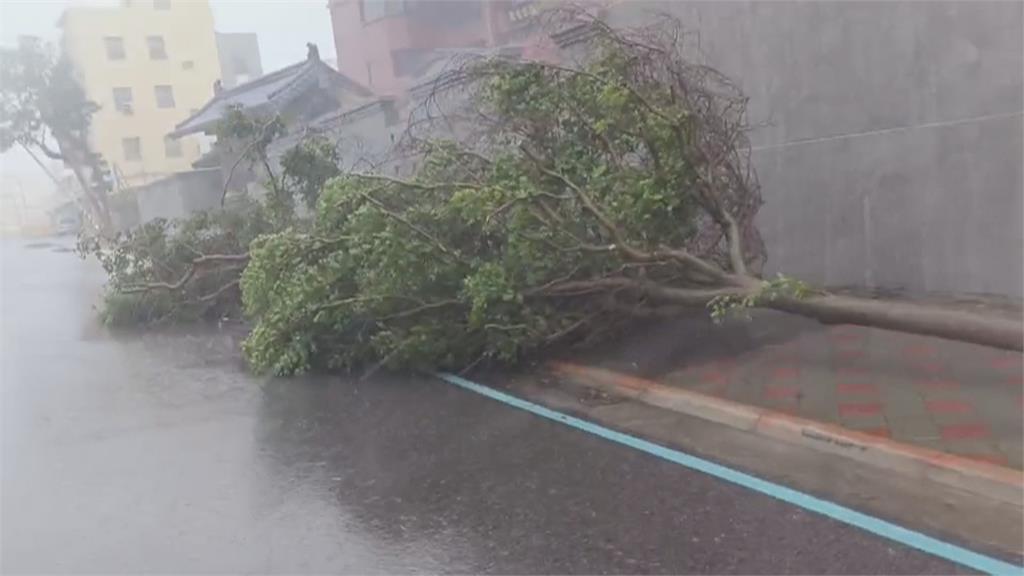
left=0, top=0, right=337, bottom=198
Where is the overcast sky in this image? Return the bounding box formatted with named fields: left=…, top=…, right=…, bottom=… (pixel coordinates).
left=0, top=0, right=338, bottom=196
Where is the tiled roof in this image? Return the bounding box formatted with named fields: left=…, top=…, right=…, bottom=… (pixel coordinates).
left=169, top=58, right=371, bottom=138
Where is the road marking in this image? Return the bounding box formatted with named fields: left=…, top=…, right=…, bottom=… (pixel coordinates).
left=437, top=372, right=1022, bottom=576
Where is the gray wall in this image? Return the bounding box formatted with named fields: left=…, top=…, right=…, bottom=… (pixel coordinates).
left=257, top=1, right=1023, bottom=297
left=134, top=169, right=222, bottom=224
left=609, top=1, right=1023, bottom=296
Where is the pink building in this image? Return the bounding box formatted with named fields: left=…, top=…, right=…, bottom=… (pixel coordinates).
left=328, top=0, right=544, bottom=95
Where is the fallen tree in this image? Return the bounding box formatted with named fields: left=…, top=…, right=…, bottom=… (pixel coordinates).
left=233, top=15, right=1020, bottom=375
left=80, top=108, right=345, bottom=326
left=79, top=201, right=272, bottom=326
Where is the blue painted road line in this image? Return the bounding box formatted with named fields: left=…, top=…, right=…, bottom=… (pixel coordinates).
left=437, top=372, right=1023, bottom=576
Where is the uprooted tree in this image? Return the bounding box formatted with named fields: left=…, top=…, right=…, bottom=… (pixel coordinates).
left=93, top=15, right=1022, bottom=374
left=0, top=40, right=113, bottom=232
left=80, top=109, right=341, bottom=326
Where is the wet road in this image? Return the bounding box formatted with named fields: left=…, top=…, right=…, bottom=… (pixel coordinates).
left=1, top=238, right=967, bottom=574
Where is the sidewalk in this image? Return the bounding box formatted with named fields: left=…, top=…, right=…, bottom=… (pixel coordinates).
left=569, top=309, right=1023, bottom=469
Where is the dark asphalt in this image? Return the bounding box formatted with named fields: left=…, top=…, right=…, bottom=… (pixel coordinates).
left=1, top=238, right=969, bottom=574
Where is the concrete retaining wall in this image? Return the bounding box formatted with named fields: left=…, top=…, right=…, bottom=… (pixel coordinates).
left=294, top=1, right=1022, bottom=297
left=608, top=1, right=1023, bottom=296
left=133, top=169, right=222, bottom=224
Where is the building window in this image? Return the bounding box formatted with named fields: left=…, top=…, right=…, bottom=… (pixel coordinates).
left=154, top=85, right=175, bottom=108
left=164, top=136, right=182, bottom=158
left=181, top=60, right=194, bottom=70
left=112, top=87, right=133, bottom=114
left=104, top=36, right=125, bottom=60
left=361, top=0, right=404, bottom=22
left=146, top=35, right=166, bottom=60
left=153, top=0, right=171, bottom=9
left=122, top=137, right=142, bottom=161
left=507, top=2, right=538, bottom=22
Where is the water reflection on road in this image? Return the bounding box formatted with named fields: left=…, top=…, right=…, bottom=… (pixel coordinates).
left=0, top=238, right=477, bottom=573
left=0, top=238, right=968, bottom=575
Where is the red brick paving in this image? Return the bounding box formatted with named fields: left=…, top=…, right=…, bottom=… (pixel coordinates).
left=915, top=379, right=960, bottom=391
left=836, top=367, right=869, bottom=378
left=700, top=370, right=728, bottom=383
left=638, top=321, right=1022, bottom=469
left=991, top=356, right=1023, bottom=371
left=831, top=344, right=864, bottom=358
left=858, top=427, right=891, bottom=438
left=837, top=382, right=878, bottom=395
left=771, top=366, right=799, bottom=380
left=829, top=329, right=862, bottom=342
left=838, top=402, right=883, bottom=417
left=925, top=399, right=973, bottom=414
left=940, top=423, right=991, bottom=441
left=960, top=453, right=1009, bottom=467
left=913, top=361, right=944, bottom=374
left=763, top=385, right=800, bottom=399
left=902, top=343, right=937, bottom=357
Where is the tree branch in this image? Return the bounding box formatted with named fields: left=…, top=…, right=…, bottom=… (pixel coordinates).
left=379, top=298, right=461, bottom=321
left=315, top=294, right=425, bottom=313
left=32, top=135, right=64, bottom=160
left=519, top=144, right=652, bottom=262
left=261, top=156, right=283, bottom=199
left=198, top=279, right=240, bottom=302
left=220, top=117, right=280, bottom=206
left=536, top=276, right=747, bottom=305
left=357, top=190, right=465, bottom=264
left=653, top=245, right=736, bottom=284
left=353, top=172, right=484, bottom=192
left=121, top=254, right=249, bottom=294
left=721, top=210, right=748, bottom=276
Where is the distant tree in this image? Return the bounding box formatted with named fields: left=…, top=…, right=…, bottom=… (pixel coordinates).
left=280, top=135, right=341, bottom=210
left=215, top=107, right=289, bottom=221
left=0, top=40, right=112, bottom=232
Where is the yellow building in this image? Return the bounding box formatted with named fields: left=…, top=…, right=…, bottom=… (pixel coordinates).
left=59, top=0, right=222, bottom=187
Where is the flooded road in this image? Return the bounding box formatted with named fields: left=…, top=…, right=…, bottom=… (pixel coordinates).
left=0, top=238, right=965, bottom=573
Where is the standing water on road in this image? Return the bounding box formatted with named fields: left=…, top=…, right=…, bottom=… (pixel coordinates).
left=1, top=238, right=972, bottom=574
left=1, top=238, right=477, bottom=573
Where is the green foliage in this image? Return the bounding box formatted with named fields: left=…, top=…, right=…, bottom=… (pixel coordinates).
left=240, top=36, right=758, bottom=375
left=707, top=274, right=813, bottom=323
left=89, top=19, right=775, bottom=374
left=100, top=291, right=183, bottom=327
left=1, top=39, right=113, bottom=230
left=216, top=106, right=286, bottom=153
left=281, top=135, right=341, bottom=209
left=0, top=39, right=97, bottom=152
left=217, top=107, right=292, bottom=224
left=82, top=199, right=274, bottom=326
left=90, top=110, right=337, bottom=329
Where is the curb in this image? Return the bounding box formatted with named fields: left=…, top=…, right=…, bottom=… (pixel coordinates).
left=549, top=361, right=1024, bottom=508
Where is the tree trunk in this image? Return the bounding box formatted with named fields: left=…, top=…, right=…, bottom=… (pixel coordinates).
left=57, top=138, right=113, bottom=234
left=67, top=162, right=112, bottom=234
left=763, top=294, right=1023, bottom=351
left=558, top=277, right=1023, bottom=351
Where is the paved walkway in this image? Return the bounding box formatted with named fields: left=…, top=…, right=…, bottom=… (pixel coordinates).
left=580, top=311, right=1024, bottom=469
